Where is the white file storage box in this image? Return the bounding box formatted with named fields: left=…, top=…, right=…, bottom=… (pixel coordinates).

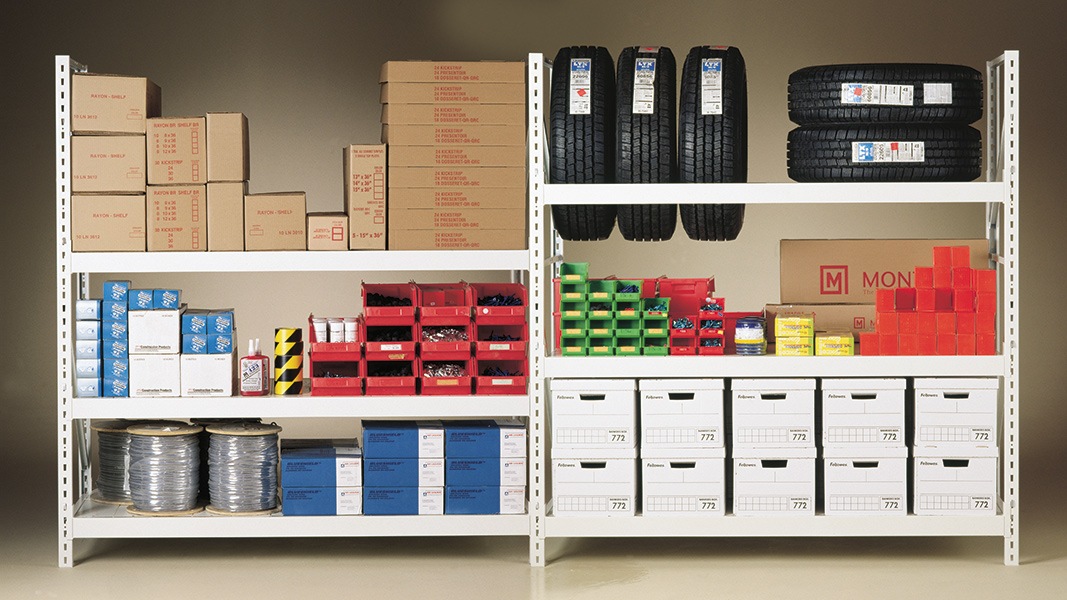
left=552, top=446, right=636, bottom=517
left=914, top=378, right=999, bottom=446
left=821, top=378, right=905, bottom=446
left=822, top=446, right=908, bottom=516
left=731, top=379, right=815, bottom=449
left=639, top=379, right=724, bottom=449
left=551, top=379, right=636, bottom=448
left=733, top=447, right=816, bottom=517
left=641, top=447, right=726, bottom=516
left=913, top=445, right=998, bottom=516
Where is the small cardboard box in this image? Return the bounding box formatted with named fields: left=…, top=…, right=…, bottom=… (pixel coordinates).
left=101, top=299, right=128, bottom=322
left=733, top=447, right=817, bottom=516
left=306, top=212, right=348, bottom=251
left=205, top=112, right=249, bottom=182
left=381, top=103, right=525, bottom=125
left=823, top=446, right=908, bottom=516
left=75, top=378, right=101, bottom=397
left=363, top=458, right=444, bottom=487
left=388, top=167, right=525, bottom=189
left=821, top=378, right=905, bottom=446
left=75, top=341, right=101, bottom=360
left=639, top=379, right=724, bottom=449
left=445, top=457, right=527, bottom=487
left=382, top=124, right=525, bottom=146
left=147, top=185, right=205, bottom=251
left=913, top=445, right=998, bottom=515
left=75, top=321, right=101, bottom=340
left=244, top=192, right=306, bottom=251
left=380, top=61, right=524, bottom=83
left=344, top=145, right=386, bottom=250
left=642, top=447, right=726, bottom=516
left=387, top=229, right=524, bottom=251
left=445, top=486, right=526, bottom=515
left=147, top=117, right=206, bottom=185
left=71, top=195, right=146, bottom=252
left=363, top=487, right=443, bottom=515
left=75, top=359, right=101, bottom=378
left=380, top=82, right=525, bottom=104
left=552, top=446, right=637, bottom=517
left=281, top=441, right=363, bottom=487
left=128, top=308, right=183, bottom=354
left=180, top=352, right=236, bottom=397
left=731, top=379, right=816, bottom=449
left=764, top=304, right=875, bottom=343
left=76, top=300, right=102, bottom=320
left=388, top=145, right=526, bottom=168
left=913, top=378, right=999, bottom=446
left=388, top=209, right=525, bottom=232
left=282, top=487, right=363, bottom=516
left=444, top=420, right=526, bottom=458
left=388, top=187, right=525, bottom=210
left=551, top=379, right=636, bottom=449
left=71, top=136, right=146, bottom=193
left=207, top=181, right=246, bottom=251
left=72, top=74, right=161, bottom=134
left=129, top=354, right=181, bottom=397
left=361, top=421, right=444, bottom=459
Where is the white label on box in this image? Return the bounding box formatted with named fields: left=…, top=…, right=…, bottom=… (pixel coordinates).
left=420, top=458, right=445, bottom=486
left=569, top=58, right=592, bottom=115
left=632, top=58, right=657, bottom=114
left=700, top=58, right=723, bottom=115
left=923, top=83, right=953, bottom=104
left=336, top=450, right=363, bottom=487
left=500, top=486, right=526, bottom=514
left=417, top=424, right=445, bottom=458
left=488, top=343, right=510, bottom=351
left=336, top=487, right=363, bottom=515
left=379, top=343, right=402, bottom=351
left=501, top=458, right=527, bottom=486
left=852, top=142, right=925, bottom=163
left=500, top=426, right=527, bottom=458
left=420, top=487, right=444, bottom=515
left=840, top=83, right=914, bottom=105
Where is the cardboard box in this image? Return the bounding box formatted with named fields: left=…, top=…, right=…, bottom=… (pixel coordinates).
left=344, top=145, right=386, bottom=250
left=821, top=378, right=905, bottom=446
left=445, top=457, right=527, bottom=487
left=551, top=379, right=636, bottom=449
left=130, top=289, right=154, bottom=310
left=380, top=82, right=525, bottom=105
left=913, top=377, right=998, bottom=446
left=180, top=353, right=236, bottom=396
left=641, top=447, right=726, bottom=516
left=389, top=167, right=525, bottom=189
left=76, top=300, right=102, bottom=321
left=72, top=74, right=161, bottom=134
left=387, top=229, right=524, bottom=251
left=388, top=187, right=524, bottom=210
left=733, top=447, right=817, bottom=516
left=128, top=308, right=183, bottom=354
left=75, top=341, right=101, bottom=360
left=913, top=445, right=998, bottom=515
left=207, top=182, right=246, bottom=251
left=75, top=359, right=101, bottom=378
left=780, top=239, right=990, bottom=304
left=102, top=358, right=129, bottom=381
left=103, top=377, right=129, bottom=397
left=764, top=304, right=875, bottom=343
left=153, top=289, right=181, bottom=310
left=382, top=103, right=525, bottom=125
left=380, top=61, right=524, bottom=83
left=129, top=354, right=181, bottom=397
left=281, top=442, right=363, bottom=487
left=147, top=117, right=206, bottom=185
left=103, top=339, right=129, bottom=359
left=388, top=145, right=526, bottom=168
left=71, top=195, right=146, bottom=252
left=363, top=458, right=444, bottom=487
left=102, top=321, right=128, bottom=341
left=75, top=321, right=101, bottom=340
left=551, top=446, right=637, bottom=516
left=147, top=185, right=205, bottom=251
left=444, top=420, right=527, bottom=458
left=282, top=487, right=362, bottom=516
left=307, top=212, right=348, bottom=251
left=244, top=192, right=306, bottom=251
left=71, top=136, right=146, bottom=193
left=103, top=280, right=130, bottom=302
left=362, top=487, right=444, bottom=515
left=388, top=209, right=525, bottom=232
left=445, top=486, right=526, bottom=515
left=206, top=112, right=249, bottom=182
left=382, top=124, right=524, bottom=146
left=75, top=378, right=101, bottom=397
left=361, top=421, right=444, bottom=459
left=639, top=379, right=724, bottom=449
left=101, top=299, right=128, bottom=322
left=731, top=379, right=816, bottom=449
left=823, top=446, right=908, bottom=516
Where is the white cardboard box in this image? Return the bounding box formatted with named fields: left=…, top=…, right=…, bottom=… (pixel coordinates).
left=551, top=379, right=636, bottom=449
left=913, top=445, right=998, bottom=515
left=180, top=353, right=237, bottom=397
left=641, top=447, right=726, bottom=516
left=822, top=378, right=905, bottom=447
left=128, top=308, right=184, bottom=354
left=822, top=446, right=908, bottom=516
left=639, top=379, right=724, bottom=449
left=731, top=379, right=816, bottom=449
left=130, top=354, right=181, bottom=397
left=733, top=447, right=816, bottom=517
left=914, top=378, right=999, bottom=446
left=552, top=446, right=637, bottom=517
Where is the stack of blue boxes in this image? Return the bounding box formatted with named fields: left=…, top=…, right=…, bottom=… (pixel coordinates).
left=362, top=421, right=445, bottom=515
left=74, top=280, right=132, bottom=398
left=445, top=420, right=527, bottom=515
left=180, top=308, right=235, bottom=355
left=280, top=439, right=364, bottom=515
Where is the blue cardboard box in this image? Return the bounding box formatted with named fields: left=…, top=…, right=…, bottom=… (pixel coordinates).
left=444, top=420, right=527, bottom=458
left=181, top=310, right=210, bottom=334
left=154, top=289, right=181, bottom=310
left=102, top=358, right=129, bottom=381
left=75, top=340, right=101, bottom=360
left=103, top=339, right=129, bottom=359
left=208, top=311, right=234, bottom=334
left=102, top=377, right=129, bottom=397
left=129, top=289, right=154, bottom=310
left=281, top=487, right=362, bottom=516
left=363, top=458, right=444, bottom=487
left=209, top=333, right=233, bottom=354
left=445, top=457, right=527, bottom=487
left=362, top=487, right=443, bottom=515
left=75, top=359, right=100, bottom=378
left=101, top=300, right=128, bottom=323
left=182, top=334, right=209, bottom=354
left=281, top=444, right=363, bottom=488
left=103, top=320, right=128, bottom=340
left=75, top=378, right=100, bottom=397
left=445, top=486, right=526, bottom=515
left=362, top=421, right=444, bottom=459
left=102, top=280, right=130, bottom=303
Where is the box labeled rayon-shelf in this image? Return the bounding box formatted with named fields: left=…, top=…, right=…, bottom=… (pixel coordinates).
left=731, top=379, right=816, bottom=449
left=732, top=447, right=816, bottom=517
left=821, top=378, right=905, bottom=446
left=551, top=379, right=636, bottom=449
left=639, top=379, right=724, bottom=449
left=363, top=458, right=444, bottom=487
left=914, top=378, right=998, bottom=446
left=128, top=308, right=183, bottom=354
left=552, top=446, right=637, bottom=517
left=445, top=457, right=527, bottom=487
left=444, top=420, right=526, bottom=458
left=147, top=185, right=205, bottom=251
left=361, top=421, right=445, bottom=459
left=71, top=136, right=146, bottom=193
left=180, top=353, right=236, bottom=397
left=822, top=446, right=908, bottom=516
left=205, top=112, right=249, bottom=182
left=129, top=354, right=180, bottom=397
left=244, top=192, right=307, bottom=251
left=207, top=182, right=246, bottom=251
left=147, top=117, right=206, bottom=185
left=362, top=487, right=444, bottom=515
left=282, top=487, right=362, bottom=516
left=913, top=445, right=998, bottom=515
left=445, top=486, right=526, bottom=515
left=72, top=74, right=161, bottom=134
left=281, top=442, right=363, bottom=488
left=642, top=447, right=726, bottom=516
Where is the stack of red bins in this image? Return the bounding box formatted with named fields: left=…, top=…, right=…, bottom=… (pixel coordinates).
left=658, top=278, right=716, bottom=356
left=417, top=283, right=474, bottom=395
left=470, top=282, right=528, bottom=395
left=697, top=298, right=727, bottom=355
left=362, top=283, right=418, bottom=395
left=307, top=314, right=363, bottom=396
left=860, top=246, right=997, bottom=356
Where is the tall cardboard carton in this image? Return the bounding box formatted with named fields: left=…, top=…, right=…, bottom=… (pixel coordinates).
left=207, top=182, right=247, bottom=251
left=147, top=185, right=205, bottom=251
left=206, top=112, right=249, bottom=182
left=71, top=195, right=147, bottom=252
left=72, top=74, right=161, bottom=134
left=71, top=136, right=146, bottom=193
left=244, top=193, right=307, bottom=251
left=147, top=117, right=206, bottom=185
left=343, top=145, right=386, bottom=250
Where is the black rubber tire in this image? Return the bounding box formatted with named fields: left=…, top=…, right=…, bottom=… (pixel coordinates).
left=549, top=46, right=617, bottom=241
left=615, top=46, right=677, bottom=242
left=787, top=124, right=982, bottom=182
left=788, top=63, right=983, bottom=125
left=679, top=45, right=747, bottom=241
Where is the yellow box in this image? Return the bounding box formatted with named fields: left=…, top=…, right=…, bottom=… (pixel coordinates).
left=775, top=314, right=815, bottom=338
left=775, top=337, right=814, bottom=356
left=815, top=331, right=855, bottom=356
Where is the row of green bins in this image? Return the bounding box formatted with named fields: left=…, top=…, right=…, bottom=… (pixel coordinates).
left=572, top=335, right=668, bottom=356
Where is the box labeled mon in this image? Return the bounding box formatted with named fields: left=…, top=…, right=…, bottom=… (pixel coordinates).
left=639, top=378, right=724, bottom=449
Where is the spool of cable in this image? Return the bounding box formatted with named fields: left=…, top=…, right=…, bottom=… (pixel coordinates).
left=274, top=327, right=304, bottom=395
left=734, top=316, right=767, bottom=356
left=126, top=423, right=203, bottom=516
left=91, top=420, right=133, bottom=505
left=191, top=418, right=262, bottom=504
left=205, top=422, right=282, bottom=515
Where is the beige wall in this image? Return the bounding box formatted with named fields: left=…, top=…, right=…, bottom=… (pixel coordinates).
left=1, top=1, right=1064, bottom=501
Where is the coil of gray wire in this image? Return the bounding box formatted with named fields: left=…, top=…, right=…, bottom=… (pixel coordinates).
left=206, top=422, right=282, bottom=514
left=191, top=418, right=263, bottom=504
left=92, top=421, right=133, bottom=503
left=127, top=423, right=203, bottom=514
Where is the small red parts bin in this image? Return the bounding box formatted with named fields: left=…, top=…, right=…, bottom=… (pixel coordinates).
left=669, top=337, right=696, bottom=356
left=669, top=315, right=697, bottom=338
left=473, top=358, right=527, bottom=395
left=697, top=297, right=726, bottom=321
left=417, top=283, right=473, bottom=326
left=364, top=360, right=416, bottom=396
left=307, top=314, right=361, bottom=361
left=362, top=282, right=417, bottom=326
left=307, top=314, right=362, bottom=396
left=470, top=283, right=526, bottom=326
left=657, top=278, right=715, bottom=316
left=362, top=317, right=416, bottom=361
left=419, top=358, right=472, bottom=395
left=473, top=322, right=527, bottom=361
left=419, top=322, right=472, bottom=361
left=697, top=335, right=725, bottom=355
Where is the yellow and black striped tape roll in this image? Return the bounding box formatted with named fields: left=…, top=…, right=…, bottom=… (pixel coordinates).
left=275, top=366, right=304, bottom=382
left=274, top=354, right=303, bottom=370
left=274, top=379, right=303, bottom=395
left=275, top=328, right=302, bottom=344
left=274, top=340, right=304, bottom=357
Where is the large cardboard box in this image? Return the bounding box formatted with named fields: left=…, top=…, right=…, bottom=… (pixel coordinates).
left=206, top=112, right=249, bottom=182
left=307, top=212, right=348, bottom=251
left=380, top=82, right=525, bottom=105
left=823, top=446, right=908, bottom=516
left=913, top=445, right=997, bottom=515
left=380, top=61, right=524, bottom=83
left=780, top=239, right=989, bottom=304
left=733, top=447, right=817, bottom=516
left=206, top=181, right=246, bottom=251
left=71, top=195, right=146, bottom=252
left=731, top=378, right=816, bottom=449
left=382, top=124, right=524, bottom=146
left=639, top=379, right=725, bottom=449
left=388, top=187, right=525, bottom=210
left=388, top=167, right=525, bottom=189
left=72, top=74, right=161, bottom=134
left=387, top=145, right=526, bottom=168
left=244, top=192, right=307, bottom=251
left=642, top=447, right=726, bottom=516
left=387, top=229, right=524, bottom=250
left=821, top=378, right=905, bottom=446
left=343, top=145, right=386, bottom=250
left=72, top=135, right=146, bottom=193
left=913, top=377, right=998, bottom=447
left=129, top=354, right=181, bottom=397
left=552, top=446, right=637, bottom=517
left=128, top=308, right=183, bottom=354
left=147, top=117, right=206, bottom=185
left=388, top=208, right=525, bottom=232
left=180, top=352, right=237, bottom=397
left=147, top=185, right=205, bottom=251
left=381, top=103, right=524, bottom=125
left=764, top=303, right=876, bottom=343
left=551, top=379, right=636, bottom=449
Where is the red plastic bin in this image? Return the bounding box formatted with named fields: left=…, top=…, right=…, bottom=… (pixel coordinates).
left=669, top=337, right=697, bottom=356
left=362, top=282, right=417, bottom=326
left=307, top=314, right=361, bottom=362
left=473, top=358, right=527, bottom=395
left=309, top=361, right=363, bottom=396
left=418, top=322, right=473, bottom=361
left=419, top=358, right=472, bottom=395
left=417, top=283, right=473, bottom=326
left=362, top=318, right=416, bottom=361
left=474, top=322, right=527, bottom=361
left=471, top=283, right=527, bottom=325
left=657, top=278, right=716, bottom=316
left=364, top=360, right=416, bottom=396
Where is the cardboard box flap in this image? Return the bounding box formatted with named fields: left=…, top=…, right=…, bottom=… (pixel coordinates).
left=731, top=378, right=816, bottom=391
left=552, top=379, right=636, bottom=392
left=912, top=444, right=999, bottom=458
left=732, top=447, right=817, bottom=459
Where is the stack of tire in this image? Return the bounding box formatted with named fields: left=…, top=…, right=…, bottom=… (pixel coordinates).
left=786, top=64, right=983, bottom=182
left=549, top=45, right=747, bottom=242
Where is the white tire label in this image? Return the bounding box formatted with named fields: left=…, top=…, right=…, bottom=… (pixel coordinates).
left=923, top=83, right=953, bottom=104
left=701, top=58, right=723, bottom=115
left=633, top=57, right=657, bottom=114
left=852, top=141, right=926, bottom=163
left=569, top=58, right=592, bottom=115
left=841, top=83, right=914, bottom=106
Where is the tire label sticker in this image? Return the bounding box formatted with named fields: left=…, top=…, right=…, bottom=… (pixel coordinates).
left=701, top=58, right=724, bottom=115
left=841, top=83, right=914, bottom=106
left=852, top=141, right=925, bottom=163
left=923, top=83, right=953, bottom=104
left=633, top=58, right=657, bottom=114
left=569, top=58, right=592, bottom=115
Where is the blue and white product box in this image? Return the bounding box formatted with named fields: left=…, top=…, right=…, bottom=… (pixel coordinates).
left=361, top=421, right=445, bottom=459
left=104, top=339, right=129, bottom=359
left=75, top=299, right=101, bottom=321
left=181, top=353, right=237, bottom=397
left=75, top=320, right=101, bottom=341
left=551, top=446, right=637, bottom=517
left=641, top=447, right=726, bottom=517
left=362, top=487, right=444, bottom=515
left=102, top=377, right=129, bottom=398
left=732, top=446, right=817, bottom=517
left=129, top=354, right=181, bottom=397
left=102, top=358, right=130, bottom=381
left=75, top=378, right=101, bottom=397
left=282, top=487, right=363, bottom=516
left=75, top=340, right=101, bottom=360
left=182, top=334, right=209, bottom=354
left=445, top=486, right=526, bottom=515
left=101, top=300, right=128, bottom=323
left=181, top=309, right=210, bottom=335
left=363, top=458, right=444, bottom=487
left=209, top=333, right=233, bottom=354
left=129, top=289, right=155, bottom=310
left=208, top=310, right=235, bottom=334
left=128, top=308, right=183, bottom=354
left=75, top=359, right=100, bottom=378
left=823, top=446, right=907, bottom=517
left=445, top=457, right=527, bottom=487
left=102, top=280, right=130, bottom=303
left=154, top=289, right=181, bottom=310
left=103, top=320, right=128, bottom=340
left=444, top=419, right=527, bottom=458
left=281, top=442, right=363, bottom=488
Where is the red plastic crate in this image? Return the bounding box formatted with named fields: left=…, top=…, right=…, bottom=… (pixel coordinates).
left=952, top=267, right=973, bottom=290
left=954, top=290, right=976, bottom=312
left=697, top=297, right=726, bottom=322
left=474, top=322, right=527, bottom=361
left=934, top=288, right=953, bottom=311
left=898, top=312, right=918, bottom=334
left=471, top=282, right=527, bottom=325
left=950, top=245, right=971, bottom=267
left=933, top=246, right=952, bottom=267
left=974, top=269, right=996, bottom=292
left=697, top=335, right=725, bottom=355
left=473, top=358, right=527, bottom=395
left=362, top=318, right=417, bottom=361
left=957, top=334, right=977, bottom=355
left=977, top=333, right=996, bottom=355
left=916, top=288, right=936, bottom=312
left=307, top=314, right=361, bottom=362
left=933, top=267, right=952, bottom=288
left=876, top=312, right=898, bottom=335
left=669, top=337, right=697, bottom=356
left=936, top=334, right=957, bottom=355
left=417, top=283, right=473, bottom=325
left=956, top=311, right=976, bottom=335
left=878, top=335, right=898, bottom=356
left=895, top=288, right=916, bottom=311
left=976, top=292, right=997, bottom=313
left=977, top=311, right=996, bottom=334
left=363, top=282, right=417, bottom=326
left=859, top=332, right=880, bottom=355
left=875, top=288, right=895, bottom=312
left=364, top=360, right=416, bottom=396
left=917, top=334, right=937, bottom=355
left=309, top=361, right=363, bottom=396
left=724, top=311, right=762, bottom=355
left=657, top=278, right=716, bottom=316
left=898, top=334, right=918, bottom=356
left=418, top=322, right=473, bottom=361
left=915, top=267, right=934, bottom=288
left=419, top=358, right=472, bottom=395
left=670, top=315, right=698, bottom=338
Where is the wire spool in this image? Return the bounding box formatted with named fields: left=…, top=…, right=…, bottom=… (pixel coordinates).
left=205, top=422, right=282, bottom=516
left=190, top=418, right=262, bottom=504
left=126, top=423, right=203, bottom=516
left=91, top=420, right=133, bottom=505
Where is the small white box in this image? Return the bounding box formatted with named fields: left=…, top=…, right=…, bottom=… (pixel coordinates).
left=75, top=320, right=101, bottom=341
left=731, top=379, right=815, bottom=448
left=639, top=378, right=724, bottom=449
left=76, top=299, right=102, bottom=320
left=337, top=487, right=363, bottom=515
left=733, top=447, right=816, bottom=516
left=551, top=379, right=636, bottom=448
left=75, top=378, right=100, bottom=397
left=180, top=353, right=237, bottom=397
left=75, top=340, right=101, bottom=359
left=552, top=446, right=637, bottom=516
left=128, top=308, right=184, bottom=354
left=130, top=354, right=181, bottom=397
left=75, top=359, right=101, bottom=378
left=913, top=445, right=998, bottom=515
left=914, top=378, right=998, bottom=446
left=641, top=447, right=725, bottom=516
left=822, top=378, right=905, bottom=446
left=822, top=446, right=908, bottom=516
